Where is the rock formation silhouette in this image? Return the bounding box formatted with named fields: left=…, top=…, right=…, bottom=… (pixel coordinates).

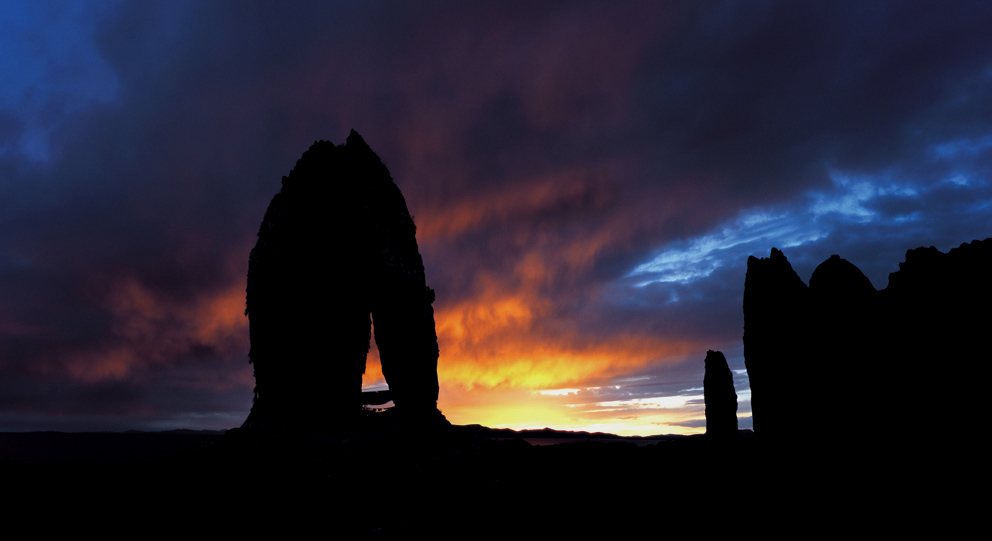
left=879, top=238, right=991, bottom=437
left=242, top=130, right=441, bottom=430
left=743, top=248, right=809, bottom=440
left=703, top=350, right=738, bottom=438
left=808, top=254, right=878, bottom=439
left=743, top=238, right=991, bottom=441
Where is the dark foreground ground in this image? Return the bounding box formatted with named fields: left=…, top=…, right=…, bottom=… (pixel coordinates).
left=0, top=422, right=965, bottom=538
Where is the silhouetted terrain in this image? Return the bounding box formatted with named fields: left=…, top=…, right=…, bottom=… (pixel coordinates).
left=737, top=239, right=988, bottom=533
left=2, top=425, right=755, bottom=538
left=8, top=231, right=988, bottom=536
left=6, top=130, right=980, bottom=536
left=744, top=239, right=991, bottom=443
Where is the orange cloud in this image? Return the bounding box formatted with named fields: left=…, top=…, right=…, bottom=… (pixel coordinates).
left=63, top=346, right=135, bottom=383
left=400, top=157, right=712, bottom=436
left=429, top=270, right=700, bottom=435
left=60, top=277, right=249, bottom=385
left=415, top=167, right=612, bottom=241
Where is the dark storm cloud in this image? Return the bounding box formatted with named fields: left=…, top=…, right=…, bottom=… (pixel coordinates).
left=1, top=0, right=990, bottom=431
left=638, top=1, right=992, bottom=183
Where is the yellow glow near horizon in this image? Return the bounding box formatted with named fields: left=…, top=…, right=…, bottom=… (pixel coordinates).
left=355, top=288, right=707, bottom=437
left=353, top=219, right=708, bottom=437
left=429, top=383, right=707, bottom=437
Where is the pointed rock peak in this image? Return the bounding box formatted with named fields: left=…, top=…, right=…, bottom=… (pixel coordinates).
left=346, top=129, right=369, bottom=150
left=750, top=247, right=795, bottom=271
left=748, top=248, right=785, bottom=266
left=745, top=246, right=808, bottom=293
left=755, top=248, right=795, bottom=272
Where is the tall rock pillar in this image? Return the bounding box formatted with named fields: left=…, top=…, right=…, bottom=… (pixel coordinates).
left=243, top=130, right=440, bottom=429
left=704, top=350, right=738, bottom=438
left=743, top=248, right=809, bottom=440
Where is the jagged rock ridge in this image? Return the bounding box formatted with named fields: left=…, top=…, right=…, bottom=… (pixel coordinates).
left=742, top=238, right=991, bottom=441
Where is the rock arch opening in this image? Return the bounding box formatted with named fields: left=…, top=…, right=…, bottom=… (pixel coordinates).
left=242, top=131, right=441, bottom=429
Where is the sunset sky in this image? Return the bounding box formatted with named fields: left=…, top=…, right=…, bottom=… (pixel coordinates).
left=2, top=1, right=991, bottom=435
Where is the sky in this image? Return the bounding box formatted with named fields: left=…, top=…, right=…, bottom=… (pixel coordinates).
left=1, top=1, right=991, bottom=435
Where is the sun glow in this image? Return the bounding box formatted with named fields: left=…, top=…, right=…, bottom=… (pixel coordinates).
left=356, top=283, right=705, bottom=436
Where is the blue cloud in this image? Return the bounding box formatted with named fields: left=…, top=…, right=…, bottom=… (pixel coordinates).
left=622, top=160, right=988, bottom=291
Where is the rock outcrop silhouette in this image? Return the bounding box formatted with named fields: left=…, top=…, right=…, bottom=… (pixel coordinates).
left=807, top=254, right=878, bottom=438
left=879, top=238, right=991, bottom=437
left=242, top=130, right=441, bottom=430
left=703, top=350, right=738, bottom=438
left=743, top=248, right=809, bottom=440
left=743, top=238, right=991, bottom=441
